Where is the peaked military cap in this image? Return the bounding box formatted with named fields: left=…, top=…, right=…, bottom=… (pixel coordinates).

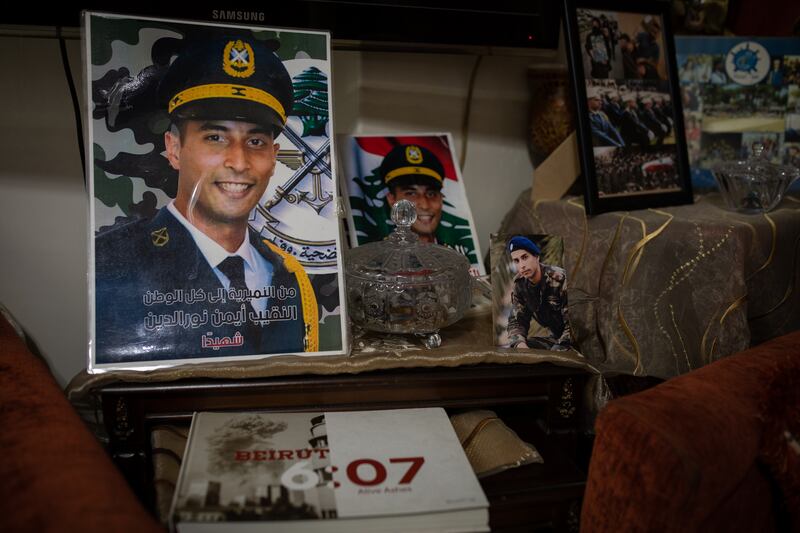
left=159, top=31, right=293, bottom=133
left=379, top=144, right=445, bottom=189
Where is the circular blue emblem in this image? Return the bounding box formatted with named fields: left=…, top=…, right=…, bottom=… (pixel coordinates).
left=725, top=41, right=769, bottom=86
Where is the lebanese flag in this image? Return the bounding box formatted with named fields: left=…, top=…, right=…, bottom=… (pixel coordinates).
left=355, top=135, right=459, bottom=181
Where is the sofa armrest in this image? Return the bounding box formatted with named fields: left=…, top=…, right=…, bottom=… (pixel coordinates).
left=0, top=312, right=164, bottom=533
left=581, top=331, right=800, bottom=532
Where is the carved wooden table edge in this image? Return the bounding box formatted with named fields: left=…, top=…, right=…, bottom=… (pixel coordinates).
left=97, top=362, right=590, bottom=532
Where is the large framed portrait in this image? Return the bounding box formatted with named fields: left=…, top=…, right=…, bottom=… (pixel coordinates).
left=563, top=0, right=693, bottom=215
left=85, top=12, right=348, bottom=371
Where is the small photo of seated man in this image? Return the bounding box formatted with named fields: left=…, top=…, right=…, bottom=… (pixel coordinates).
left=499, top=235, right=572, bottom=351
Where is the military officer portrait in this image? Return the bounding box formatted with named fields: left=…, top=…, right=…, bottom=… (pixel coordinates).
left=492, top=235, right=571, bottom=351
left=88, top=17, right=341, bottom=368
left=380, top=144, right=447, bottom=244
left=342, top=134, right=485, bottom=275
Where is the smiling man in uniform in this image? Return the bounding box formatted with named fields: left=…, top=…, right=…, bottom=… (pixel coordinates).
left=94, top=32, right=317, bottom=364
left=380, top=144, right=445, bottom=244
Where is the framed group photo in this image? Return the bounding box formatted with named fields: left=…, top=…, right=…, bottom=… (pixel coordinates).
left=675, top=35, right=800, bottom=192
left=563, top=0, right=693, bottom=215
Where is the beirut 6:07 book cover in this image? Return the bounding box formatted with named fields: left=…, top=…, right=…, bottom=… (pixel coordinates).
left=171, top=408, right=489, bottom=532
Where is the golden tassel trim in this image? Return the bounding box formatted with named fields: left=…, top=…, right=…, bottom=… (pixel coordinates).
left=263, top=240, right=319, bottom=352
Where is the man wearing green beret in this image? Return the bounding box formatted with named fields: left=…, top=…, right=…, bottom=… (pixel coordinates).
left=94, top=33, right=317, bottom=364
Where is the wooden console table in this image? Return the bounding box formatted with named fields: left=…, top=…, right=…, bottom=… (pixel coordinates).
left=67, top=312, right=596, bottom=531
left=90, top=361, right=589, bottom=532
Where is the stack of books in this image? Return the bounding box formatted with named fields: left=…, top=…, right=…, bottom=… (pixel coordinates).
left=170, top=407, right=489, bottom=532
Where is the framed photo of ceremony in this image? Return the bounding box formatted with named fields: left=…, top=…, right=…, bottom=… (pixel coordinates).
left=562, top=0, right=693, bottom=215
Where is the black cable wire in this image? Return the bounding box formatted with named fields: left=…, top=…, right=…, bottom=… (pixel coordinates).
left=56, top=26, right=86, bottom=188
left=460, top=54, right=483, bottom=170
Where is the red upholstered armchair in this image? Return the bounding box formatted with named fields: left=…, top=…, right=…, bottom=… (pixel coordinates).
left=581, top=331, right=800, bottom=532
left=0, top=309, right=164, bottom=533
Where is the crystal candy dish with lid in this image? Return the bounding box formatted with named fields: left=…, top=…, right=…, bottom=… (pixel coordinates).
left=713, top=143, right=800, bottom=214
left=345, top=200, right=473, bottom=348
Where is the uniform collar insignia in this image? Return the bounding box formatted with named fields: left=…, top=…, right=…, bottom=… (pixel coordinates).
left=151, top=227, right=169, bottom=247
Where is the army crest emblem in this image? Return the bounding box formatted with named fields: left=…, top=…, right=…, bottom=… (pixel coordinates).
left=405, top=145, right=423, bottom=164
left=223, top=40, right=255, bottom=78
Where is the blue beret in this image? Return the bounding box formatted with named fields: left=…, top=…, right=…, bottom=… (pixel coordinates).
left=508, top=236, right=541, bottom=256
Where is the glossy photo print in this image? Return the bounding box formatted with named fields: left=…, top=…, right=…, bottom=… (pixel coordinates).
left=85, top=12, right=348, bottom=371
left=675, top=36, right=800, bottom=192
left=564, top=0, right=692, bottom=214
left=340, top=133, right=485, bottom=275
left=490, top=233, right=574, bottom=352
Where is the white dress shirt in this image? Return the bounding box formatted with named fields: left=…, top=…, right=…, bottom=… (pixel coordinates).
left=167, top=202, right=273, bottom=312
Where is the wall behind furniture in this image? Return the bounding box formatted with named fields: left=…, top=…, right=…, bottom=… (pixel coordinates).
left=0, top=32, right=560, bottom=387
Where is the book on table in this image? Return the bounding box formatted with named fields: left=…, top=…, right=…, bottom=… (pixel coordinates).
left=170, top=407, right=489, bottom=532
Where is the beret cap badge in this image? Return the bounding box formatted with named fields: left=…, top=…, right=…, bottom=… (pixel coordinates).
left=223, top=40, right=255, bottom=79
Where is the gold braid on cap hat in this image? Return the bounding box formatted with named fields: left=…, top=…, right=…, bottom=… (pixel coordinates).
left=384, top=166, right=443, bottom=184
left=168, top=83, right=287, bottom=124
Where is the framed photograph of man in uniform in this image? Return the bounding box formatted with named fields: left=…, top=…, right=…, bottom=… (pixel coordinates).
left=340, top=133, right=485, bottom=275
left=85, top=12, right=348, bottom=371
left=490, top=233, right=574, bottom=352
left=563, top=0, right=693, bottom=215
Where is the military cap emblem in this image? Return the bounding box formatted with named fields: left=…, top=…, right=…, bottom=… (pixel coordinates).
left=380, top=144, right=445, bottom=186
left=405, top=145, right=423, bottom=165
left=223, top=40, right=255, bottom=79
left=151, top=227, right=169, bottom=247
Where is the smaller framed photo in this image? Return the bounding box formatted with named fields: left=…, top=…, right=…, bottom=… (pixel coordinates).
left=339, top=133, right=485, bottom=275
left=675, top=36, right=800, bottom=192
left=563, top=0, right=693, bottom=214
left=490, top=233, right=573, bottom=351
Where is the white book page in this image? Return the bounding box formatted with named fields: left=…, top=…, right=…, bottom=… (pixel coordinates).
left=326, top=408, right=488, bottom=518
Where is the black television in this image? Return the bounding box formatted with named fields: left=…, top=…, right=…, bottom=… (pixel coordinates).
left=6, top=0, right=560, bottom=51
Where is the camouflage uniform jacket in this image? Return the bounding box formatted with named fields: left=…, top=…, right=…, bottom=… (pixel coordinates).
left=507, top=263, right=571, bottom=347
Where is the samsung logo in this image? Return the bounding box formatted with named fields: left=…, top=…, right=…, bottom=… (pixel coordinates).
left=211, top=10, right=266, bottom=22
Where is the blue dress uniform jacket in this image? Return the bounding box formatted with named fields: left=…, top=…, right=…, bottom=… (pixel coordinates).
left=94, top=207, right=313, bottom=364
left=590, top=111, right=625, bottom=148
